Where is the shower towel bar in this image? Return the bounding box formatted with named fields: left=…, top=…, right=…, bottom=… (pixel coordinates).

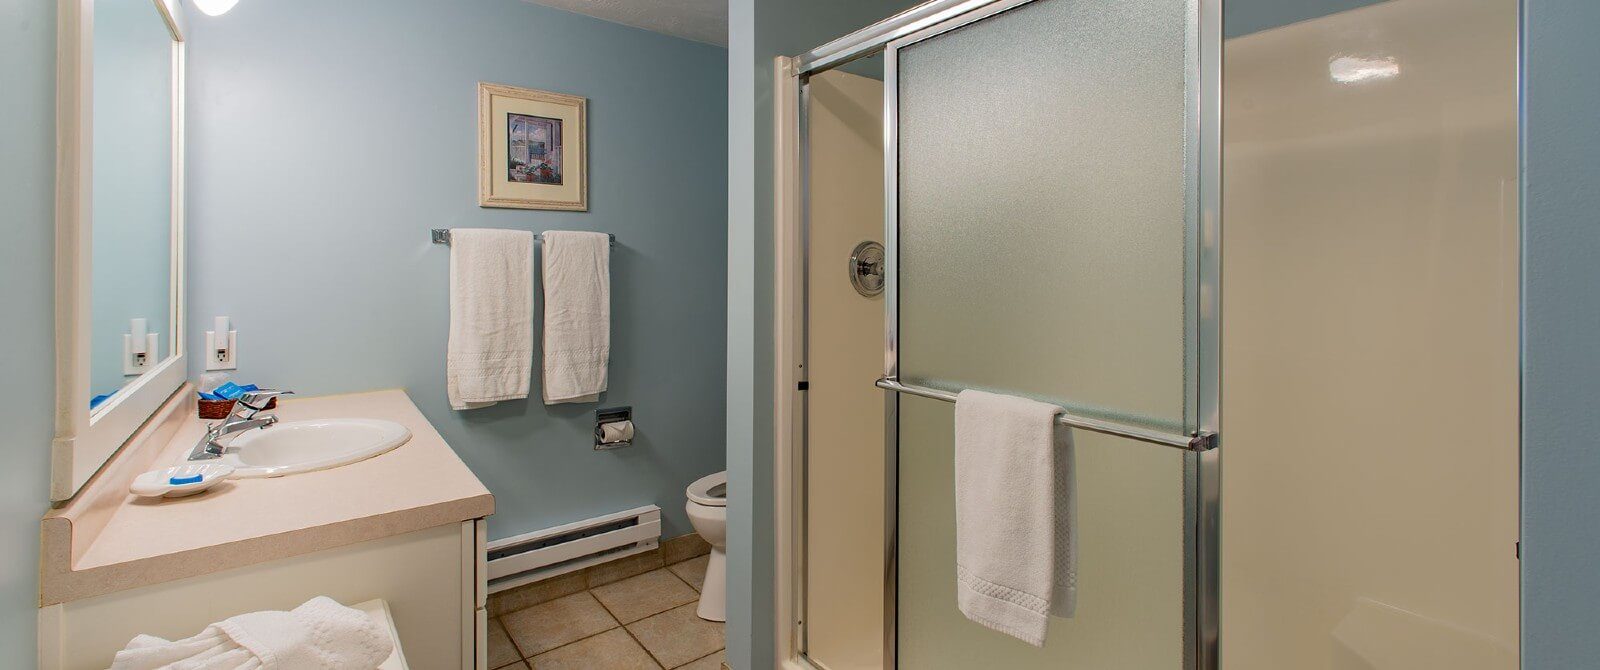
left=431, top=228, right=616, bottom=246
left=875, top=378, right=1216, bottom=452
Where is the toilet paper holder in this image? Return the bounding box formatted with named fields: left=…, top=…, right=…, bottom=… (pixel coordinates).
left=595, top=406, right=633, bottom=450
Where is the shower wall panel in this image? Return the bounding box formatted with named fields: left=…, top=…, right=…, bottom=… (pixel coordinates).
left=804, top=68, right=888, bottom=670
left=1220, top=0, right=1520, bottom=667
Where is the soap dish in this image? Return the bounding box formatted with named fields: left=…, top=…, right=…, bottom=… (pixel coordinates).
left=130, top=463, right=235, bottom=498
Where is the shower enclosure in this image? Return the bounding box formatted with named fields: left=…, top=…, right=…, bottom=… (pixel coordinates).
left=779, top=0, right=1216, bottom=667
left=774, top=0, right=1518, bottom=668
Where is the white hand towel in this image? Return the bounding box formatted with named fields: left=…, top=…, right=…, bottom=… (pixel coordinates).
left=953, top=389, right=1077, bottom=647
left=540, top=230, right=610, bottom=404
left=446, top=228, right=533, bottom=410
left=111, top=596, right=393, bottom=670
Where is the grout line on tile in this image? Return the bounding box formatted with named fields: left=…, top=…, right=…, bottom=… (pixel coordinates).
left=592, top=588, right=625, bottom=623
left=667, top=556, right=709, bottom=591
left=671, top=565, right=702, bottom=593
left=522, top=620, right=628, bottom=664
left=619, top=615, right=669, bottom=669
left=592, top=568, right=699, bottom=625
left=661, top=567, right=695, bottom=591
left=674, top=648, right=726, bottom=669
left=497, top=615, right=532, bottom=661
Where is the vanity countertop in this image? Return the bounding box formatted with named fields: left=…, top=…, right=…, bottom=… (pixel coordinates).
left=41, top=388, right=493, bottom=606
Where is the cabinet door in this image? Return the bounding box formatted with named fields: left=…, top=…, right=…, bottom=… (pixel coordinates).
left=51, top=524, right=470, bottom=669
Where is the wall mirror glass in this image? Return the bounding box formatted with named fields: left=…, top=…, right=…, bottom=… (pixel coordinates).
left=53, top=0, right=187, bottom=501
left=92, top=0, right=176, bottom=413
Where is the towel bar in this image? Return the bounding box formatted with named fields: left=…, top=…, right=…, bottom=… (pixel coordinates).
left=874, top=378, right=1216, bottom=452
left=431, top=228, right=616, bottom=246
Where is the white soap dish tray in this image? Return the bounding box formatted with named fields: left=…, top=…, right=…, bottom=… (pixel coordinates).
left=130, top=463, right=235, bottom=498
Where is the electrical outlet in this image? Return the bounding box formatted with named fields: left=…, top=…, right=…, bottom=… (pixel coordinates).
left=123, top=332, right=160, bottom=375
left=204, top=328, right=237, bottom=371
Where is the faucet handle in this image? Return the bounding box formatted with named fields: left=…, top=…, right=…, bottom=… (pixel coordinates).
left=237, top=389, right=293, bottom=412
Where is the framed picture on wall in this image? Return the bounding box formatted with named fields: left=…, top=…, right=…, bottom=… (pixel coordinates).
left=479, top=82, right=588, bottom=211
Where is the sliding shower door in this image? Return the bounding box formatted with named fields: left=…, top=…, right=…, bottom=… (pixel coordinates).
left=889, top=0, right=1211, bottom=667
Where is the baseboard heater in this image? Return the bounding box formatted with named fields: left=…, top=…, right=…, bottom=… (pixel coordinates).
left=486, top=505, right=661, bottom=594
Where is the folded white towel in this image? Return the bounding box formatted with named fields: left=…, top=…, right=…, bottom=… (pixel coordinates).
left=953, top=389, right=1077, bottom=647
left=540, top=230, right=610, bottom=404
left=446, top=228, right=534, bottom=410
left=111, top=596, right=393, bottom=670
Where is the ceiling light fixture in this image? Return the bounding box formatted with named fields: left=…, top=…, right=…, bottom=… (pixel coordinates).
left=192, top=0, right=240, bottom=17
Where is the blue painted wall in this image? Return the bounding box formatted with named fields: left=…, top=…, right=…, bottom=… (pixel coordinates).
left=0, top=1, right=58, bottom=666
left=1224, top=0, right=1388, bottom=37
left=1521, top=0, right=1600, bottom=666
left=184, top=0, right=728, bottom=541
left=726, top=1, right=917, bottom=666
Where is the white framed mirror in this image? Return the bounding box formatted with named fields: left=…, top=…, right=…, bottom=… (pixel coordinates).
left=52, top=0, right=187, bottom=501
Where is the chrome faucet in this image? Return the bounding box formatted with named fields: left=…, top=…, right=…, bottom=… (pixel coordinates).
left=187, top=389, right=295, bottom=461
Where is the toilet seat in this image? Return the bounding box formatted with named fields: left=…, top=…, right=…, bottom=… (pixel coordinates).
left=687, top=471, right=727, bottom=507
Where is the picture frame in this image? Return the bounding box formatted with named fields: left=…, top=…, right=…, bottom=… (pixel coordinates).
left=478, top=82, right=587, bottom=211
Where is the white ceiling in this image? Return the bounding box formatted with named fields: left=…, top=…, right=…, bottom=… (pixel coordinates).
left=523, top=0, right=728, bottom=47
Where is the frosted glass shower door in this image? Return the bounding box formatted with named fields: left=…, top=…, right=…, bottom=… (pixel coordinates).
left=890, top=0, right=1201, bottom=667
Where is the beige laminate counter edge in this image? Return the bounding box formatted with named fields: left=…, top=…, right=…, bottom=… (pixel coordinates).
left=41, top=388, right=493, bottom=606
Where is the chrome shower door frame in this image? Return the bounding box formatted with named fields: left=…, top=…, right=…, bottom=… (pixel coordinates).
left=782, top=0, right=1221, bottom=667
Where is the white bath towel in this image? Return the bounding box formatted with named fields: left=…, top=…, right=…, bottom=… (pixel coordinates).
left=447, top=228, right=533, bottom=410
left=953, top=389, right=1077, bottom=647
left=540, top=230, right=610, bottom=404
left=110, top=596, right=393, bottom=670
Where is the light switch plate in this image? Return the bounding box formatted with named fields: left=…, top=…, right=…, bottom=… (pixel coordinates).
left=204, top=329, right=237, bottom=371
left=123, top=333, right=160, bottom=375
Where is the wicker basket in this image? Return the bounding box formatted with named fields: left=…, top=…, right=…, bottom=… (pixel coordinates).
left=198, top=396, right=275, bottom=420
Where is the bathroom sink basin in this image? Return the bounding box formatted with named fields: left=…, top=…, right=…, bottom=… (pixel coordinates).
left=214, top=418, right=411, bottom=478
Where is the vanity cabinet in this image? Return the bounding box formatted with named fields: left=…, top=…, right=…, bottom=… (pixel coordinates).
left=39, top=389, right=495, bottom=670
left=41, top=521, right=488, bottom=670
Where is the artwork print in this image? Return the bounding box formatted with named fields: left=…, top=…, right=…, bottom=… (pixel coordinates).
left=479, top=82, right=586, bottom=210
left=507, top=113, right=563, bottom=185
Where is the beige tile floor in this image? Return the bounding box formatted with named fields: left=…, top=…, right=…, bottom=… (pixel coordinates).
left=491, top=553, right=721, bottom=670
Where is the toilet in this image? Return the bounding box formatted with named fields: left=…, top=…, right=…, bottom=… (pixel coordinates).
left=685, top=471, right=728, bottom=622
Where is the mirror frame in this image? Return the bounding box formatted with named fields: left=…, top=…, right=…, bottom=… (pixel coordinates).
left=52, top=0, right=187, bottom=501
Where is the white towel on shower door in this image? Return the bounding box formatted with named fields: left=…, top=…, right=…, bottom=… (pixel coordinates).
left=446, top=228, right=533, bottom=410
left=540, top=230, right=610, bottom=404
left=953, top=389, right=1077, bottom=647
